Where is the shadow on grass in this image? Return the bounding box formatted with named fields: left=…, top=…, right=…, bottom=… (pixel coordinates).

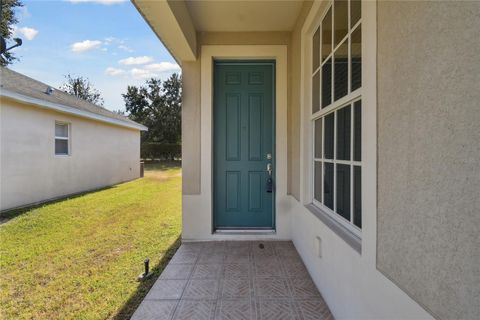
left=113, top=235, right=182, bottom=320
left=0, top=185, right=114, bottom=223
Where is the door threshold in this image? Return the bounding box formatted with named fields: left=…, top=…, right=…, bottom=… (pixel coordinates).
left=214, top=229, right=276, bottom=235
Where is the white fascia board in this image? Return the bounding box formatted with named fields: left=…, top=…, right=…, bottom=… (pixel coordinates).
left=1, top=89, right=148, bottom=131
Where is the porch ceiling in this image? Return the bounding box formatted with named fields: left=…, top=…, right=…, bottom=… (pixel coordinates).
left=185, top=0, right=306, bottom=32
left=133, top=0, right=306, bottom=63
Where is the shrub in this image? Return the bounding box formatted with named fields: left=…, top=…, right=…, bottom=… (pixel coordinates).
left=141, top=143, right=181, bottom=161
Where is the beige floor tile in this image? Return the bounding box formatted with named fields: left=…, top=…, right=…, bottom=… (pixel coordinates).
left=131, top=300, right=178, bottom=320
left=254, top=278, right=291, bottom=298
left=134, top=242, right=333, bottom=320
left=215, top=299, right=255, bottom=320
left=160, top=264, right=194, bottom=280
left=183, top=279, right=220, bottom=299
left=192, top=264, right=223, bottom=279
left=223, top=263, right=251, bottom=278
left=173, top=299, right=216, bottom=320
left=145, top=279, right=187, bottom=300
left=221, top=278, right=252, bottom=299
left=256, top=299, right=299, bottom=320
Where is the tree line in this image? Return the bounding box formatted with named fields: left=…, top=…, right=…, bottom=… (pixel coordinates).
left=61, top=73, right=182, bottom=149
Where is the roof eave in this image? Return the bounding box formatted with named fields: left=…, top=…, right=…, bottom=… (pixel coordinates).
left=0, top=89, right=148, bottom=132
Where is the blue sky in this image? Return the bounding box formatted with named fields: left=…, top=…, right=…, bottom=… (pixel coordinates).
left=9, top=0, right=179, bottom=112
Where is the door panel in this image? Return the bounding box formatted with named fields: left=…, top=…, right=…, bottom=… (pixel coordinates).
left=214, top=61, right=275, bottom=229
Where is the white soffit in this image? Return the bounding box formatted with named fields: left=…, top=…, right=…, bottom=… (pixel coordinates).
left=185, top=0, right=306, bottom=32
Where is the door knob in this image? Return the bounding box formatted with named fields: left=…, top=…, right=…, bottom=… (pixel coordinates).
left=267, top=163, right=272, bottom=176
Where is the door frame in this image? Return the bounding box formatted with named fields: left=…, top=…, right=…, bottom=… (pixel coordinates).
left=212, top=60, right=276, bottom=230
left=200, top=45, right=288, bottom=236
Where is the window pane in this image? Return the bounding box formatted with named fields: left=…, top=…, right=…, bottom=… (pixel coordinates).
left=334, top=0, right=348, bottom=47
left=324, top=162, right=334, bottom=210
left=312, top=72, right=320, bottom=113
left=354, top=166, right=362, bottom=228
left=336, top=164, right=351, bottom=221
left=351, top=0, right=361, bottom=28
left=315, top=118, right=322, bottom=158
left=313, top=27, right=320, bottom=72
left=314, top=161, right=322, bottom=202
left=336, top=105, right=351, bottom=160
left=322, top=7, right=332, bottom=62
left=353, top=100, right=362, bottom=161
left=351, top=25, right=362, bottom=91
left=321, top=58, right=332, bottom=108
left=55, top=139, right=68, bottom=155
left=55, top=123, right=68, bottom=138
left=334, top=40, right=348, bottom=101
left=324, top=113, right=334, bottom=159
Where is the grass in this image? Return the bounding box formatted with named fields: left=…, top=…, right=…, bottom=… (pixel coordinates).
left=0, top=162, right=182, bottom=320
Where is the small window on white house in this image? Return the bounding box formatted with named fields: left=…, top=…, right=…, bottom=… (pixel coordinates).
left=312, top=0, right=362, bottom=233
left=55, top=122, right=70, bottom=155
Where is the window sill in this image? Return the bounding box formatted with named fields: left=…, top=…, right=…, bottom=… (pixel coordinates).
left=305, top=203, right=362, bottom=254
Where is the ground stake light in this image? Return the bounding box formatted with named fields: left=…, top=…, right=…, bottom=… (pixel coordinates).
left=137, top=258, right=152, bottom=281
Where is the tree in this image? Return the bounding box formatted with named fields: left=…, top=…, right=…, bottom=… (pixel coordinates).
left=123, top=73, right=182, bottom=144
left=60, top=74, right=104, bottom=106
left=0, top=0, right=23, bottom=66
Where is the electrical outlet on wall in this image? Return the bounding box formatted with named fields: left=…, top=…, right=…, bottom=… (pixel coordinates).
left=315, top=236, right=322, bottom=258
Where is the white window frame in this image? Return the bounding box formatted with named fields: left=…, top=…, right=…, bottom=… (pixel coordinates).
left=55, top=121, right=71, bottom=156
left=309, top=0, right=363, bottom=239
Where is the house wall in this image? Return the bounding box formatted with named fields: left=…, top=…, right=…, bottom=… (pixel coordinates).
left=376, top=1, right=480, bottom=319
left=290, top=1, right=434, bottom=319
left=182, top=59, right=202, bottom=195
left=0, top=99, right=141, bottom=211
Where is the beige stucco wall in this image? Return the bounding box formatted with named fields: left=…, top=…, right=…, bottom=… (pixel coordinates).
left=181, top=60, right=202, bottom=195
left=0, top=99, right=141, bottom=211
left=377, top=1, right=480, bottom=319
left=288, top=1, right=312, bottom=200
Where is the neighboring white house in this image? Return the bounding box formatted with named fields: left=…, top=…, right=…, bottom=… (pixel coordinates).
left=0, top=67, right=147, bottom=211
left=133, top=1, right=479, bottom=319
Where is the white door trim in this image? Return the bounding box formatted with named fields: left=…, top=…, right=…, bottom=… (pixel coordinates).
left=183, top=44, right=289, bottom=240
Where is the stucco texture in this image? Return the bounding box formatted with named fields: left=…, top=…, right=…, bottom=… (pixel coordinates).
left=377, top=1, right=480, bottom=319
left=0, top=100, right=141, bottom=211
left=181, top=60, right=202, bottom=195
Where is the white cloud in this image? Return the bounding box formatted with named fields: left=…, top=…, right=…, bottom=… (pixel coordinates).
left=144, top=62, right=180, bottom=73
left=118, top=44, right=133, bottom=53
left=104, top=37, right=116, bottom=43
left=105, top=67, right=126, bottom=76
left=15, top=27, right=39, bottom=40
left=66, top=0, right=127, bottom=5
left=119, top=56, right=153, bottom=65
left=70, top=40, right=102, bottom=53
left=130, top=68, right=157, bottom=80
left=129, top=62, right=180, bottom=80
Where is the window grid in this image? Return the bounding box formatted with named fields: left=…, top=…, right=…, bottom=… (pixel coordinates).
left=55, top=122, right=70, bottom=156
left=311, top=0, right=362, bottom=235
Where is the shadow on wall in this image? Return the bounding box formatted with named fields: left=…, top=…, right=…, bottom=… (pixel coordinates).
left=113, top=235, right=182, bottom=320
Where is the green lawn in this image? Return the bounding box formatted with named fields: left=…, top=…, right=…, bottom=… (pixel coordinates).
left=0, top=162, right=182, bottom=320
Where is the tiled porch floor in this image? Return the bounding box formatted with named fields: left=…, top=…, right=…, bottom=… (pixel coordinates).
left=131, top=241, right=333, bottom=320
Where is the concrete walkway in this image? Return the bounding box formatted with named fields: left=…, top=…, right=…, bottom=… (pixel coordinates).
left=131, top=241, right=333, bottom=320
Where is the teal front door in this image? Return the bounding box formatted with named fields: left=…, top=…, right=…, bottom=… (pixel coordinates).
left=214, top=61, right=275, bottom=229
